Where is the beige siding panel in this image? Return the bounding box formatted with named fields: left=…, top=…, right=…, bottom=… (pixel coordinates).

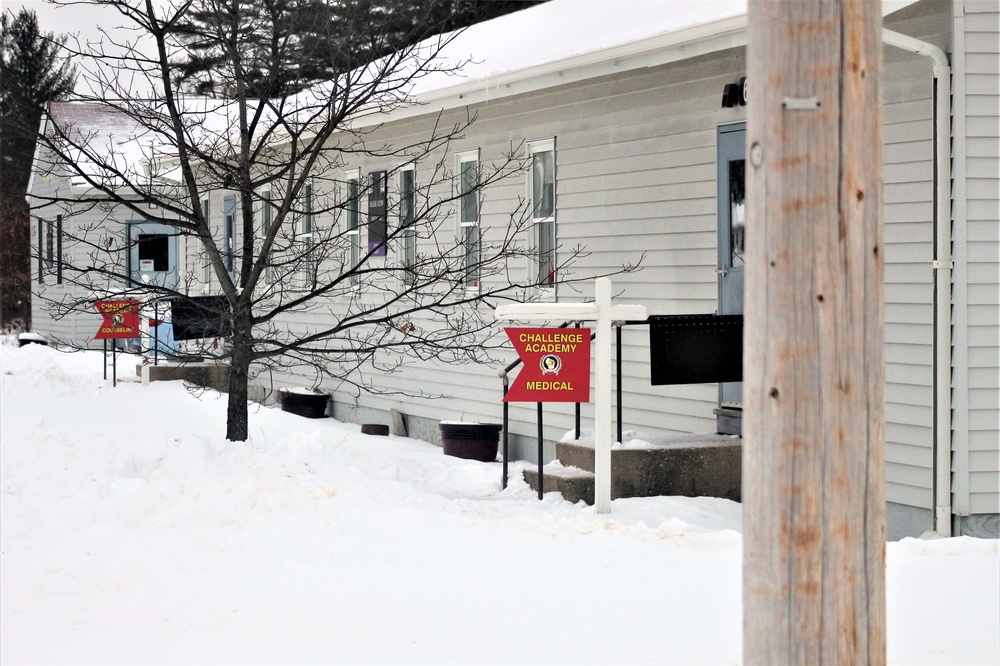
left=970, top=493, right=1000, bottom=515
left=887, top=440, right=933, bottom=467
left=970, top=431, right=1000, bottom=453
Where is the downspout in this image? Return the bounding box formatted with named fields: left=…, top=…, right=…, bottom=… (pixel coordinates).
left=882, top=29, right=952, bottom=537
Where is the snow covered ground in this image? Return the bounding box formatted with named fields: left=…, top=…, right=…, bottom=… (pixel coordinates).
left=1, top=342, right=997, bottom=665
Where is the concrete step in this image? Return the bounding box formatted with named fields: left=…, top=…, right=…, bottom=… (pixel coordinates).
left=523, top=463, right=595, bottom=505
left=528, top=433, right=742, bottom=504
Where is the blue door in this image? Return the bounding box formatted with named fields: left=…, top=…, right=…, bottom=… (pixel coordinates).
left=717, top=124, right=745, bottom=409
left=129, top=221, right=180, bottom=291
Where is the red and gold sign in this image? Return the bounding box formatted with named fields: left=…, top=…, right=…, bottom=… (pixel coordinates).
left=94, top=299, right=140, bottom=340
left=503, top=327, right=591, bottom=403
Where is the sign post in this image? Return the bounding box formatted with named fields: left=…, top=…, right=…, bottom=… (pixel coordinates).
left=495, top=278, right=646, bottom=513
left=94, top=299, right=141, bottom=387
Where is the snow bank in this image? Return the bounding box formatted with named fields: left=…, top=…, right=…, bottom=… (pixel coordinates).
left=1, top=343, right=996, bottom=665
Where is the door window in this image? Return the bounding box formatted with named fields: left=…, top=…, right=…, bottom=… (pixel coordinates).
left=729, top=159, right=746, bottom=268
left=138, top=234, right=169, bottom=272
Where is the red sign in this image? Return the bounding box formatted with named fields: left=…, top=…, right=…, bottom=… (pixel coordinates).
left=94, top=300, right=141, bottom=340
left=503, top=327, right=591, bottom=403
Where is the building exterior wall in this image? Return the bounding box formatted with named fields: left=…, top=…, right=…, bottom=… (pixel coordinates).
left=249, top=0, right=990, bottom=539
left=951, top=0, right=1000, bottom=535
left=27, top=0, right=997, bottom=537
left=28, top=146, right=102, bottom=349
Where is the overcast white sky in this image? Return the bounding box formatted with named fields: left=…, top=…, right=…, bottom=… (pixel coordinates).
left=6, top=0, right=122, bottom=47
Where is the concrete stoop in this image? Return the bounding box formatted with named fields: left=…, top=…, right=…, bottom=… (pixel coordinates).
left=137, top=362, right=231, bottom=392
left=524, top=433, right=742, bottom=504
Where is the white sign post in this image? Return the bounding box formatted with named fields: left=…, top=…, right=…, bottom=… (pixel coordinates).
left=495, top=277, right=647, bottom=513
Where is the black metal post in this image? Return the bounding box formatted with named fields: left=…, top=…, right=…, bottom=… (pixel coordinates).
left=502, top=378, right=509, bottom=489
left=617, top=323, right=623, bottom=445
left=112, top=345, right=117, bottom=387
left=536, top=402, right=544, bottom=500
left=103, top=340, right=107, bottom=380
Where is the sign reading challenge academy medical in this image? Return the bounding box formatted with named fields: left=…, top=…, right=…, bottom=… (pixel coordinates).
left=503, top=327, right=591, bottom=403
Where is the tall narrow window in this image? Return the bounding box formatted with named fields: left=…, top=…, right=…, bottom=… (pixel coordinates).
left=457, top=150, right=480, bottom=291
left=257, top=190, right=272, bottom=284
left=45, top=218, right=54, bottom=270
left=344, top=170, right=361, bottom=286
left=36, top=218, right=45, bottom=283
left=398, top=164, right=416, bottom=286
left=223, top=195, right=236, bottom=275
left=296, top=183, right=314, bottom=289
left=528, top=139, right=555, bottom=290
left=55, top=215, right=63, bottom=284
left=201, top=197, right=211, bottom=287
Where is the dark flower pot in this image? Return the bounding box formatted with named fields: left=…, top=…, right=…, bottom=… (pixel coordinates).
left=279, top=389, right=330, bottom=419
left=17, top=334, right=48, bottom=347
left=361, top=424, right=390, bottom=436
left=439, top=422, right=503, bottom=462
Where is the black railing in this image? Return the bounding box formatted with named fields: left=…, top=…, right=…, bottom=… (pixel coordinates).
left=500, top=321, right=639, bottom=499
left=500, top=314, right=743, bottom=500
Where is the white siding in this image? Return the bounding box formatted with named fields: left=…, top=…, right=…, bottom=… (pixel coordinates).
left=28, top=147, right=104, bottom=348
left=261, top=0, right=962, bottom=518
left=958, top=0, right=1000, bottom=516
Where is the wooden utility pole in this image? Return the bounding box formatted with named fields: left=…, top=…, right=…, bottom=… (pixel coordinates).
left=743, top=0, right=886, bottom=664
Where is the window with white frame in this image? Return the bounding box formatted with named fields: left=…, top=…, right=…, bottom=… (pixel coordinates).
left=344, top=169, right=361, bottom=286
left=223, top=194, right=236, bottom=276
left=397, top=164, right=416, bottom=286
left=528, top=138, right=555, bottom=290
left=456, top=150, right=480, bottom=291
left=200, top=196, right=211, bottom=287
left=256, top=190, right=272, bottom=284
left=295, top=182, right=314, bottom=289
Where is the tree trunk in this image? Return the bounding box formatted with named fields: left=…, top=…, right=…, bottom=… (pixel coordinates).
left=743, top=0, right=886, bottom=664
left=225, top=303, right=251, bottom=441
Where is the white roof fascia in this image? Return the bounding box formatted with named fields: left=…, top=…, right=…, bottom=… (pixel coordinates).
left=354, top=15, right=748, bottom=130
left=349, top=0, right=919, bottom=130
left=25, top=107, right=49, bottom=204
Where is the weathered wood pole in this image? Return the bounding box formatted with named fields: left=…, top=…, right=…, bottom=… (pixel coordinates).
left=743, top=0, right=886, bottom=664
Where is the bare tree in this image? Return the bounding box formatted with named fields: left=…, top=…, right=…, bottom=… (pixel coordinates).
left=29, top=0, right=635, bottom=441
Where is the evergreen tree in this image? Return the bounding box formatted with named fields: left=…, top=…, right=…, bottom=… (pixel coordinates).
left=170, top=0, right=542, bottom=97
left=0, top=9, right=76, bottom=329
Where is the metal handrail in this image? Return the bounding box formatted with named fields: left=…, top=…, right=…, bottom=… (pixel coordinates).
left=499, top=320, right=598, bottom=497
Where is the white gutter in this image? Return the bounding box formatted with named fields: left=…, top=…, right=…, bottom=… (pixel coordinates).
left=882, top=28, right=952, bottom=537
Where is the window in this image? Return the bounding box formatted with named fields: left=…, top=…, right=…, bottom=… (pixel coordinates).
left=256, top=190, right=272, bottom=284
left=55, top=215, right=63, bottom=285
left=457, top=150, right=480, bottom=291
left=729, top=159, right=746, bottom=268
left=344, top=169, right=361, bottom=286
left=398, top=164, right=416, bottom=286
left=296, top=183, right=314, bottom=289
left=528, top=139, right=555, bottom=289
left=36, top=216, right=63, bottom=284
left=45, top=219, right=54, bottom=270
left=223, top=195, right=236, bottom=275
left=200, top=197, right=211, bottom=286
left=138, top=234, right=169, bottom=272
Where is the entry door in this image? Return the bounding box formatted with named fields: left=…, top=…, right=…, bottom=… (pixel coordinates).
left=129, top=221, right=180, bottom=290
left=717, top=124, right=745, bottom=407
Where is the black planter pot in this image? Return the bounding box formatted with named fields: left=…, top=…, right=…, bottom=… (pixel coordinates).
left=439, top=422, right=503, bottom=462
left=279, top=389, right=330, bottom=419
